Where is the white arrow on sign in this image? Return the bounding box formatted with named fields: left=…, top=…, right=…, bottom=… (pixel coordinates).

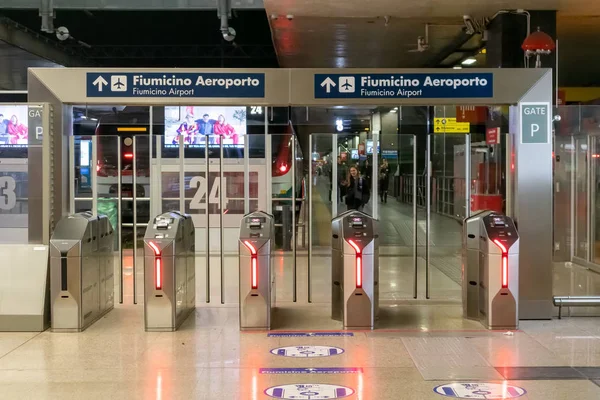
left=321, top=77, right=336, bottom=93
left=93, top=76, right=108, bottom=92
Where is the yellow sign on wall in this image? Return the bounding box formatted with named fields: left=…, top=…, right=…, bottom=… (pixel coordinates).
left=433, top=118, right=470, bottom=133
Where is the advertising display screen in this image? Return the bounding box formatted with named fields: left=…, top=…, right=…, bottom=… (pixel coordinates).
left=0, top=105, right=29, bottom=147
left=164, top=106, right=246, bottom=148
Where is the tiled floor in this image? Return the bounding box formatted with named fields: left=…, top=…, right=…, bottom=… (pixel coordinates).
left=1, top=303, right=600, bottom=399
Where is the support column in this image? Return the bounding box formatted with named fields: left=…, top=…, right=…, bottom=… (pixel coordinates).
left=513, top=71, right=554, bottom=320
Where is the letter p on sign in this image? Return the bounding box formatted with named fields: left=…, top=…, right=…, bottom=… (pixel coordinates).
left=530, top=123, right=540, bottom=138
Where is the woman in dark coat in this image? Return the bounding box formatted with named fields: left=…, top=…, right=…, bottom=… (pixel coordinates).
left=378, top=159, right=391, bottom=203
left=344, top=166, right=370, bottom=211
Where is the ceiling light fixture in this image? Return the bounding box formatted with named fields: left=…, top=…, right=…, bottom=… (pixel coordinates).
left=461, top=58, right=477, bottom=65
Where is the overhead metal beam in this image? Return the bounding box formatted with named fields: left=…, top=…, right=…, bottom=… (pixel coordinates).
left=0, top=0, right=264, bottom=10
left=0, top=17, right=88, bottom=66
left=425, top=29, right=474, bottom=67
left=76, top=44, right=277, bottom=60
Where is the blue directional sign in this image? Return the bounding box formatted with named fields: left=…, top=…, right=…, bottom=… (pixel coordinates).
left=314, top=73, right=493, bottom=99
left=86, top=72, right=265, bottom=98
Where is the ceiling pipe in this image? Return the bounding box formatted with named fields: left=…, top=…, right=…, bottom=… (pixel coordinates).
left=218, top=0, right=236, bottom=41
left=39, top=0, right=54, bottom=33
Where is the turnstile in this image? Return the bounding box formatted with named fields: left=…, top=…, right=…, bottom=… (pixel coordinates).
left=463, top=212, right=519, bottom=329
left=462, top=210, right=493, bottom=320
left=238, top=211, right=274, bottom=330
left=50, top=212, right=115, bottom=332
left=331, top=210, right=379, bottom=329
left=143, top=211, right=195, bottom=332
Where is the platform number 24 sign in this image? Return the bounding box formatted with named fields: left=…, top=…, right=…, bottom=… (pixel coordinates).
left=189, top=175, right=229, bottom=210
left=0, top=176, right=17, bottom=211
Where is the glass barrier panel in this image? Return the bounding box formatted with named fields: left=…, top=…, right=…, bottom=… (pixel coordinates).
left=309, top=133, right=335, bottom=304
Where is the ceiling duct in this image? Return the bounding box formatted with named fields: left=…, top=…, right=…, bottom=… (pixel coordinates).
left=218, top=0, right=236, bottom=41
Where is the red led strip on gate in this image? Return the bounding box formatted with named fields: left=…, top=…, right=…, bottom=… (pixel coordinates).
left=347, top=239, right=362, bottom=288
left=493, top=239, right=508, bottom=288
left=149, top=242, right=162, bottom=290
left=243, top=241, right=258, bottom=289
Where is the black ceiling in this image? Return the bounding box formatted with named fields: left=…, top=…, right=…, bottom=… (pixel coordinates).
left=0, top=9, right=278, bottom=68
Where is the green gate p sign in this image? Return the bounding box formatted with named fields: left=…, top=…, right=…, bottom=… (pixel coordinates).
left=521, top=102, right=549, bottom=144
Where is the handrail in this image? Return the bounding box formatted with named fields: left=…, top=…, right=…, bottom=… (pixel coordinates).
left=553, top=296, right=600, bottom=319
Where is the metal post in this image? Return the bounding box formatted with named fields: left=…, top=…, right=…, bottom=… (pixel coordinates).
left=372, top=133, right=379, bottom=219
left=570, top=136, right=576, bottom=260
left=465, top=134, right=471, bottom=218
left=413, top=135, right=418, bottom=299
left=205, top=139, right=210, bottom=303
left=132, top=136, right=138, bottom=305
left=505, top=133, right=513, bottom=218
left=117, top=138, right=123, bottom=304
left=332, top=135, right=338, bottom=217
left=244, top=131, right=250, bottom=214
left=149, top=106, right=155, bottom=215
left=156, top=136, right=163, bottom=215
left=292, top=135, right=297, bottom=303
left=588, top=135, right=594, bottom=262
left=220, top=139, right=225, bottom=304
left=426, top=133, right=431, bottom=299
left=308, top=134, right=313, bottom=303
left=178, top=135, right=185, bottom=212
left=265, top=110, right=272, bottom=214
left=91, top=136, right=98, bottom=216
left=68, top=136, right=75, bottom=213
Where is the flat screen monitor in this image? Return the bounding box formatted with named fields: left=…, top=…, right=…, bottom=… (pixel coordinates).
left=163, top=106, right=246, bottom=149
left=0, top=105, right=29, bottom=147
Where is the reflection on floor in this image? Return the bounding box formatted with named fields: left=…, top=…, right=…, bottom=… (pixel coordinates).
left=2, top=303, right=600, bottom=399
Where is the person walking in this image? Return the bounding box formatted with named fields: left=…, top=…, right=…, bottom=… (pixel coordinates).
left=337, top=156, right=348, bottom=204
left=344, top=166, right=370, bottom=211
left=379, top=159, right=391, bottom=203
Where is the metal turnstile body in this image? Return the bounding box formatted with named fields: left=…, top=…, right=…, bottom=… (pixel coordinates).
left=463, top=211, right=519, bottom=329
left=238, top=211, right=274, bottom=330
left=50, top=212, right=114, bottom=332
left=332, top=210, right=379, bottom=329
left=462, top=210, right=493, bottom=320
left=479, top=213, right=519, bottom=329
left=144, top=211, right=195, bottom=332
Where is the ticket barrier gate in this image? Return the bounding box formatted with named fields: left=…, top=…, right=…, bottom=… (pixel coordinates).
left=144, top=211, right=195, bottom=332
left=50, top=212, right=115, bottom=332
left=331, top=210, right=379, bottom=329
left=463, top=211, right=519, bottom=329
left=239, top=211, right=274, bottom=330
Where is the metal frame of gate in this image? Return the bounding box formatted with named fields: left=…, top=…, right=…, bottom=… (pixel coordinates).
left=31, top=67, right=554, bottom=319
